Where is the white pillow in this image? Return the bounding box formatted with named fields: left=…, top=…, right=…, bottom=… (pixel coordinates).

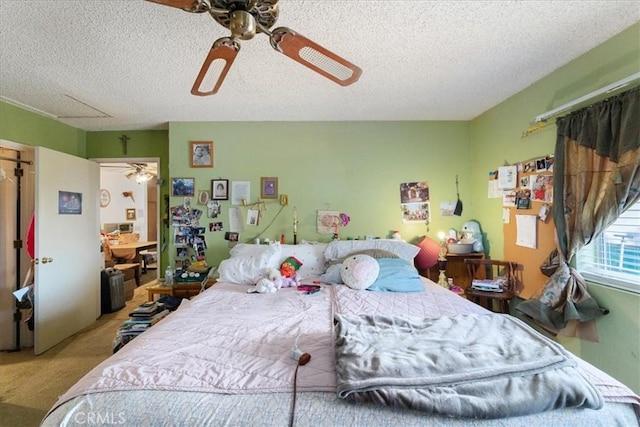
left=324, top=240, right=420, bottom=264
left=340, top=254, right=380, bottom=290
left=230, top=242, right=281, bottom=258
left=279, top=243, right=327, bottom=279
left=218, top=243, right=282, bottom=285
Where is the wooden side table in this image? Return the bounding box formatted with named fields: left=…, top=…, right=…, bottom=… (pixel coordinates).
left=147, top=279, right=217, bottom=301
left=420, top=252, right=484, bottom=290
left=147, top=284, right=174, bottom=302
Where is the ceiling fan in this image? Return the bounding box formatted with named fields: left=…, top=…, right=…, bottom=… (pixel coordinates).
left=146, top=0, right=362, bottom=96
left=102, top=163, right=157, bottom=183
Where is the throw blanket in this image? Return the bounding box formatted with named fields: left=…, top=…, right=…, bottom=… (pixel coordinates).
left=335, top=313, right=604, bottom=419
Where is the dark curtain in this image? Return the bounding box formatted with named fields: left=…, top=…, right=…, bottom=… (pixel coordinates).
left=517, top=87, right=640, bottom=341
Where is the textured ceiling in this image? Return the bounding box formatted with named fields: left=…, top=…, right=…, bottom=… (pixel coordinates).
left=0, top=1, right=638, bottom=131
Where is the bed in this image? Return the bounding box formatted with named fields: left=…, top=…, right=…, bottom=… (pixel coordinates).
left=42, top=240, right=640, bottom=426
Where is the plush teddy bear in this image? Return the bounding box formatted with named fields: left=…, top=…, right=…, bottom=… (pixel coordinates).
left=268, top=266, right=299, bottom=288
left=247, top=257, right=303, bottom=293
left=250, top=277, right=277, bottom=293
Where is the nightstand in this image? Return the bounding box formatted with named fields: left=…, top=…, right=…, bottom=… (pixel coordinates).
left=420, top=253, right=484, bottom=291
left=147, top=279, right=216, bottom=301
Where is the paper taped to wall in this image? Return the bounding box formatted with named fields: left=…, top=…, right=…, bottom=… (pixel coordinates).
left=516, top=214, right=537, bottom=249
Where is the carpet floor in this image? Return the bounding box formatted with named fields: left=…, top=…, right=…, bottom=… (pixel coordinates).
left=0, top=272, right=157, bottom=427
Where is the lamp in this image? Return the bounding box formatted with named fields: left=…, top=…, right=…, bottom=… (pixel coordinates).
left=437, top=231, right=449, bottom=289
left=135, top=171, right=153, bottom=184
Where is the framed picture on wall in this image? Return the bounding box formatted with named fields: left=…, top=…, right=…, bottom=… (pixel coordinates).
left=58, top=191, right=82, bottom=215
left=171, top=178, right=195, bottom=197
left=190, top=141, right=214, bottom=168
left=260, top=177, right=278, bottom=199
left=125, top=208, right=136, bottom=220
left=197, top=190, right=210, bottom=205
left=211, top=179, right=229, bottom=200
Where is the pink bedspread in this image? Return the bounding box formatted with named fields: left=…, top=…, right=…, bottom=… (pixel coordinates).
left=52, top=279, right=640, bottom=419
left=56, top=283, right=336, bottom=404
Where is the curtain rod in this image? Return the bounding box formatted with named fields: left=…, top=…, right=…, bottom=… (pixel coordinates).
left=0, top=155, right=32, bottom=165
left=534, top=72, right=640, bottom=123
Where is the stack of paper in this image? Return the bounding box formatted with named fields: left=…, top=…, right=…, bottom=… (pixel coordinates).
left=471, top=279, right=504, bottom=292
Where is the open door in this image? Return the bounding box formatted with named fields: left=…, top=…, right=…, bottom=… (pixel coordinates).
left=34, top=147, right=101, bottom=354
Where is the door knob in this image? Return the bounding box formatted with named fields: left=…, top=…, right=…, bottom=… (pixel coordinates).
left=41, top=257, right=53, bottom=264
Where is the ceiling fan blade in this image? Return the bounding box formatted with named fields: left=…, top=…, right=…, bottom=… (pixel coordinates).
left=269, top=27, right=362, bottom=87
left=191, top=38, right=240, bottom=96
left=145, top=0, right=202, bottom=10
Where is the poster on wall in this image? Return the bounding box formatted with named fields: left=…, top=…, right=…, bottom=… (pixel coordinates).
left=440, top=201, right=457, bottom=216
left=399, top=182, right=430, bottom=223
left=532, top=175, right=553, bottom=202
left=516, top=214, right=537, bottom=249
left=497, top=166, right=517, bottom=190
left=401, top=202, right=430, bottom=223
left=58, top=191, right=82, bottom=215
left=317, top=210, right=341, bottom=234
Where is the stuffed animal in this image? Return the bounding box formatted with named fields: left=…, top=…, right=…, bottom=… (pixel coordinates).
left=249, top=277, right=277, bottom=293
left=268, top=266, right=299, bottom=288
left=246, top=258, right=303, bottom=293
left=280, top=256, right=302, bottom=279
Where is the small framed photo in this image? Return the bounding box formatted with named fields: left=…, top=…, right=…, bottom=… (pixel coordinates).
left=171, top=178, right=195, bottom=197
left=58, top=191, right=82, bottom=215
left=260, top=177, right=278, bottom=199
left=211, top=179, right=229, bottom=200
left=197, top=190, right=210, bottom=205
left=224, top=231, right=239, bottom=242
left=190, top=140, right=214, bottom=168
left=247, top=209, right=260, bottom=226
left=125, top=208, right=136, bottom=220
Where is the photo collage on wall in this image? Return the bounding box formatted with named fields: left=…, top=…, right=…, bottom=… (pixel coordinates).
left=399, top=182, right=430, bottom=223
left=171, top=203, right=207, bottom=269
left=496, top=155, right=554, bottom=211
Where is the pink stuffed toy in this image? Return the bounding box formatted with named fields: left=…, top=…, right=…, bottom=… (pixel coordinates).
left=279, top=256, right=302, bottom=287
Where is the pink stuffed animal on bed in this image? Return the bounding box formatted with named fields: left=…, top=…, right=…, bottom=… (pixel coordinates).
left=267, top=267, right=299, bottom=288
left=247, top=267, right=299, bottom=293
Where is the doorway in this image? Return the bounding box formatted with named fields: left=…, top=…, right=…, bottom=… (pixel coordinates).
left=97, top=159, right=159, bottom=281
left=0, top=142, right=34, bottom=351
left=1, top=143, right=102, bottom=354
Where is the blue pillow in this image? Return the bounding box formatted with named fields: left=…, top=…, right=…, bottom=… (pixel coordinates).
left=367, top=258, right=424, bottom=292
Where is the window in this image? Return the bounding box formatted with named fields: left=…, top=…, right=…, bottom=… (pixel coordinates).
left=577, top=201, right=640, bottom=293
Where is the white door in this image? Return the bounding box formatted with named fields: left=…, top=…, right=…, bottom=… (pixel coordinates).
left=34, top=147, right=101, bottom=355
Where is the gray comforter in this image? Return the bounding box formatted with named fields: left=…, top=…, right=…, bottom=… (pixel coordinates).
left=335, top=313, right=603, bottom=419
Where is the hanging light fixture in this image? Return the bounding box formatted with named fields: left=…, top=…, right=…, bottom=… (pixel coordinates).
left=135, top=170, right=153, bottom=184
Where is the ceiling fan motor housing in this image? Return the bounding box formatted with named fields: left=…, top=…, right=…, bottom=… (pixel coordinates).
left=210, top=0, right=279, bottom=34
left=229, top=10, right=257, bottom=40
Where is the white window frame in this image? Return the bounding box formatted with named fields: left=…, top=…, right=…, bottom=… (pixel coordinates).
left=576, top=201, right=640, bottom=294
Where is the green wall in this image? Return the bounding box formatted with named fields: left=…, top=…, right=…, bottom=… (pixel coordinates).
left=167, top=121, right=472, bottom=264
left=0, top=102, right=86, bottom=156
left=471, top=23, right=640, bottom=394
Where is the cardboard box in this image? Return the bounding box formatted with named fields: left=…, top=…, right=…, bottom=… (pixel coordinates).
left=124, top=279, right=136, bottom=301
